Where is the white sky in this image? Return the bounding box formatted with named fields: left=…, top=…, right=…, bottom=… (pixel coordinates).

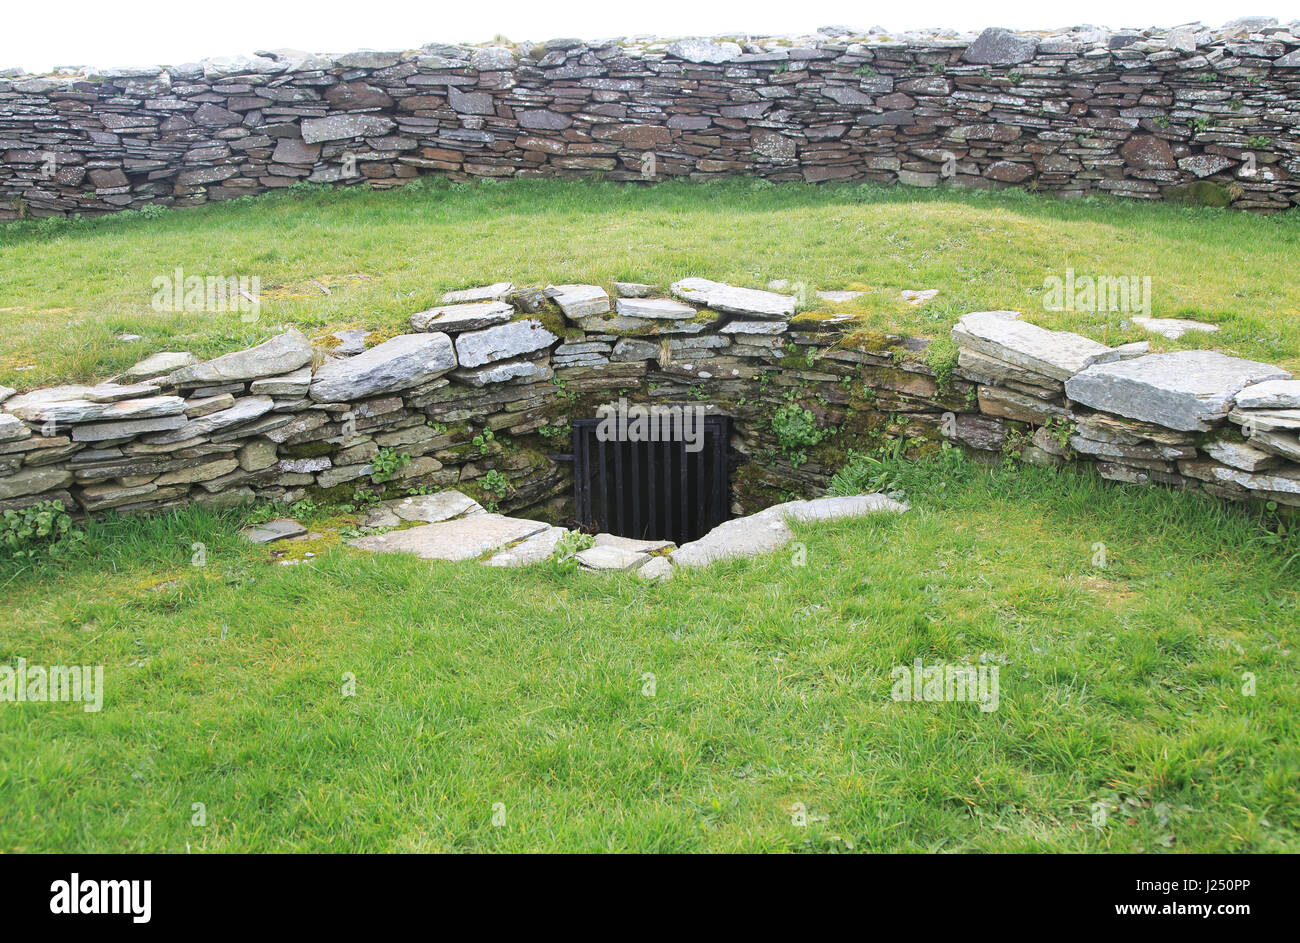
left=3, top=1, right=1296, bottom=73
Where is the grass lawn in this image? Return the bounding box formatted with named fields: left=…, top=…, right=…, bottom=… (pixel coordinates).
left=0, top=454, right=1296, bottom=852
left=2, top=178, right=1299, bottom=390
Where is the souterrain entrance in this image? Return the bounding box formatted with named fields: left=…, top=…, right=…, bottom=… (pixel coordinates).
left=569, top=412, right=735, bottom=544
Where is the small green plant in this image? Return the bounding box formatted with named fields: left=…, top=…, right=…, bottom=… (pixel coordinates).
left=771, top=399, right=834, bottom=468
left=1, top=500, right=79, bottom=559
left=1153, top=116, right=1171, bottom=129
left=855, top=65, right=877, bottom=77
left=538, top=422, right=572, bottom=445
left=1191, top=117, right=1211, bottom=134
left=472, top=428, right=496, bottom=455
left=925, top=338, right=959, bottom=394
left=550, top=530, right=595, bottom=571
left=1007, top=71, right=1023, bottom=85
left=426, top=420, right=447, bottom=435
left=371, top=447, right=411, bottom=483
left=1042, top=416, right=1077, bottom=459
left=1248, top=135, right=1271, bottom=149
left=479, top=470, right=510, bottom=511
left=1197, top=71, right=1218, bottom=83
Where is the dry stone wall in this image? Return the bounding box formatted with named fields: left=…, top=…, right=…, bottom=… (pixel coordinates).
left=2, top=278, right=1298, bottom=529
left=4, top=21, right=1300, bottom=217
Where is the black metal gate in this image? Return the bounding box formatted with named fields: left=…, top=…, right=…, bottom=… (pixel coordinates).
left=572, top=414, right=732, bottom=544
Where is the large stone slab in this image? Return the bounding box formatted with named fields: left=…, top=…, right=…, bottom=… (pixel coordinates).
left=769, top=494, right=911, bottom=522
left=451, top=359, right=552, bottom=387
left=411, top=301, right=514, bottom=333
left=146, top=395, right=276, bottom=444
left=71, top=415, right=189, bottom=442
left=453, top=319, right=558, bottom=368
left=169, top=330, right=313, bottom=386
left=962, top=27, right=1038, bottom=65
left=242, top=519, right=307, bottom=544
left=0, top=414, right=31, bottom=443
left=1235, top=379, right=1300, bottom=410
left=309, top=333, right=455, bottom=402
left=671, top=511, right=794, bottom=567
left=301, top=114, right=395, bottom=143
left=952, top=311, right=1112, bottom=381
left=347, top=513, right=550, bottom=561
left=547, top=284, right=610, bottom=320
left=483, top=525, right=568, bottom=567
left=576, top=544, right=650, bottom=571
left=7, top=394, right=187, bottom=425
left=388, top=490, right=482, bottom=523
left=123, top=351, right=198, bottom=380
left=669, top=278, right=796, bottom=320
left=615, top=297, right=696, bottom=320
left=1067, top=351, right=1291, bottom=432
left=0, top=466, right=73, bottom=500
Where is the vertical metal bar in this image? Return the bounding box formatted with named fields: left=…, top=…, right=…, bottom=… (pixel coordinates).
left=695, top=436, right=706, bottom=539
left=597, top=434, right=608, bottom=535
left=613, top=437, right=623, bottom=535
left=574, top=424, right=585, bottom=527
left=631, top=440, right=641, bottom=538
left=681, top=437, right=691, bottom=541
left=648, top=435, right=657, bottom=540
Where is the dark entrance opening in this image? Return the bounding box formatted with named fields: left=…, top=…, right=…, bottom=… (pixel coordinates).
left=571, top=413, right=733, bottom=544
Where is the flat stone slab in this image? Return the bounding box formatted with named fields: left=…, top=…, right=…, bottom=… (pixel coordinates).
left=671, top=511, right=794, bottom=567
left=1202, top=439, right=1280, bottom=472
left=615, top=297, right=697, bottom=320
left=1067, top=351, right=1291, bottom=432
left=250, top=367, right=312, bottom=397
left=388, top=490, right=482, bottom=523
left=147, top=395, right=276, bottom=444
left=241, top=519, right=307, bottom=544
left=1236, top=379, right=1300, bottom=410
left=720, top=319, right=789, bottom=335
left=483, top=525, right=568, bottom=567
left=1230, top=407, right=1300, bottom=433
left=547, top=284, right=610, bottom=320
left=769, top=494, right=911, bottom=522
left=124, top=351, right=198, bottom=380
left=672, top=493, right=910, bottom=567
left=1130, top=316, right=1220, bottom=340
left=347, top=513, right=550, bottom=562
left=952, top=311, right=1113, bottom=381
left=0, top=466, right=73, bottom=500
left=670, top=278, right=796, bottom=320
left=309, top=332, right=455, bottom=401
left=901, top=288, right=939, bottom=306
left=637, top=556, right=674, bottom=581
left=593, top=532, right=675, bottom=554
left=439, top=282, right=513, bottom=304
left=0, top=414, right=31, bottom=443
left=576, top=544, right=650, bottom=571
left=451, top=359, right=552, bottom=387
left=410, top=301, right=514, bottom=333
left=454, top=319, right=558, bottom=368
left=169, top=330, right=312, bottom=386
left=7, top=394, right=187, bottom=425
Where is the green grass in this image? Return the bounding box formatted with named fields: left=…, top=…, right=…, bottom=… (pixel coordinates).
left=2, top=178, right=1299, bottom=390
left=2, top=454, right=1296, bottom=852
